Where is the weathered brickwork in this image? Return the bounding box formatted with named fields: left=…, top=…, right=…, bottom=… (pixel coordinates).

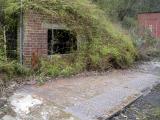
left=23, top=11, right=59, bottom=65
left=138, top=12, right=160, bottom=38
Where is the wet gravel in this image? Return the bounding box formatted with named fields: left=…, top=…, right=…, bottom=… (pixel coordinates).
left=109, top=84, right=160, bottom=120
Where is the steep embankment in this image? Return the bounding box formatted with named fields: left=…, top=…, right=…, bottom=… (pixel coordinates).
left=2, top=0, right=137, bottom=77
left=28, top=0, right=136, bottom=75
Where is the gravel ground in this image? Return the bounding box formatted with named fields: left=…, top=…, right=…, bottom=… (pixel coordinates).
left=109, top=84, right=160, bottom=120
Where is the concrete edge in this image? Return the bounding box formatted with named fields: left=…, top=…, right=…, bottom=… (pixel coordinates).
left=99, top=94, right=142, bottom=120
left=103, top=82, right=160, bottom=120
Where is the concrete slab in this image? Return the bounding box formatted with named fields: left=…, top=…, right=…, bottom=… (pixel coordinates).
left=2, top=115, right=16, bottom=120
left=65, top=87, right=140, bottom=120
left=8, top=61, right=160, bottom=120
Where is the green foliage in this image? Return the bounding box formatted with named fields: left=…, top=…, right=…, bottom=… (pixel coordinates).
left=0, top=21, right=5, bottom=58
left=143, top=107, right=160, bottom=120
left=0, top=0, right=18, bottom=30
left=12, top=62, right=31, bottom=76
left=94, top=0, right=160, bottom=60
left=1, top=0, right=137, bottom=78
left=154, top=107, right=160, bottom=118
left=0, top=60, right=30, bottom=77
left=138, top=0, right=160, bottom=13
left=93, top=0, right=138, bottom=21
left=0, top=0, right=159, bottom=80
left=0, top=28, right=5, bottom=61
left=94, top=0, right=160, bottom=21
left=125, top=18, right=160, bottom=60
left=122, top=17, right=137, bottom=29
left=25, top=0, right=136, bottom=75
left=36, top=74, right=46, bottom=85
left=40, top=55, right=84, bottom=77
left=0, top=0, right=30, bottom=78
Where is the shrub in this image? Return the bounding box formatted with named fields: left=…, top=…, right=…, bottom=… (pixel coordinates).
left=130, top=27, right=160, bottom=60
left=122, top=17, right=137, bottom=29
left=39, top=54, right=85, bottom=77
left=0, top=60, right=30, bottom=77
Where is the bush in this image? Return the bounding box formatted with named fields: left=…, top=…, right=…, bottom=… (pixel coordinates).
left=122, top=17, right=137, bottom=29
left=39, top=55, right=85, bottom=77
left=0, top=27, right=5, bottom=61
left=130, top=28, right=160, bottom=60
left=0, top=61, right=31, bottom=77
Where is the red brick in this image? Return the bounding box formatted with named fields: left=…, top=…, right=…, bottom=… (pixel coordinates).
left=138, top=12, right=160, bottom=38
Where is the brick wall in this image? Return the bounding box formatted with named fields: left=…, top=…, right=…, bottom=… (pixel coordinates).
left=138, top=13, right=160, bottom=38
left=23, top=10, right=59, bottom=66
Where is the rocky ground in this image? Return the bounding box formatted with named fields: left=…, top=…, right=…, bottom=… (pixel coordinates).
left=0, top=76, right=36, bottom=119
left=109, top=84, right=160, bottom=120
left=0, top=80, right=22, bottom=119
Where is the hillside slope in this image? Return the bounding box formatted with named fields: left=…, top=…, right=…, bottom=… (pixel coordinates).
left=2, top=0, right=137, bottom=76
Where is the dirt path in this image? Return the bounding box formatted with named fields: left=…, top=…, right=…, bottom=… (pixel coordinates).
left=1, top=59, right=160, bottom=120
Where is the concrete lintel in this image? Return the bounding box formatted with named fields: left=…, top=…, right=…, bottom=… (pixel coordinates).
left=42, top=23, right=69, bottom=30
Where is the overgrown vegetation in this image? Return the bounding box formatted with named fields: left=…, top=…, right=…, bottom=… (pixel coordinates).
left=3, top=0, right=160, bottom=78
left=25, top=0, right=136, bottom=77
left=1, top=0, right=138, bottom=78
left=0, top=0, right=159, bottom=80
left=94, top=0, right=160, bottom=60
left=149, top=107, right=160, bottom=120
left=93, top=0, right=160, bottom=23
left=0, top=1, right=30, bottom=79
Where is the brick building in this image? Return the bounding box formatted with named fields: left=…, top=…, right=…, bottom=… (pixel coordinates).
left=138, top=12, right=160, bottom=38
left=20, top=11, right=77, bottom=66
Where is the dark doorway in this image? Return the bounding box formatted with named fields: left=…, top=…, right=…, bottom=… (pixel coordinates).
left=6, top=27, right=17, bottom=59
left=48, top=29, right=77, bottom=55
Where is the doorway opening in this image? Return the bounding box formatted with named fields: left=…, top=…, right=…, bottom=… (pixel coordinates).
left=6, top=26, right=18, bottom=60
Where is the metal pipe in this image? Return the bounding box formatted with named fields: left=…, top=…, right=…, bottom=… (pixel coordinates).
left=19, top=0, right=23, bottom=64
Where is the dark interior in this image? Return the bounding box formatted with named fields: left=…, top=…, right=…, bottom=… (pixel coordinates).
left=48, top=29, right=77, bottom=55
left=6, top=27, right=17, bottom=59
